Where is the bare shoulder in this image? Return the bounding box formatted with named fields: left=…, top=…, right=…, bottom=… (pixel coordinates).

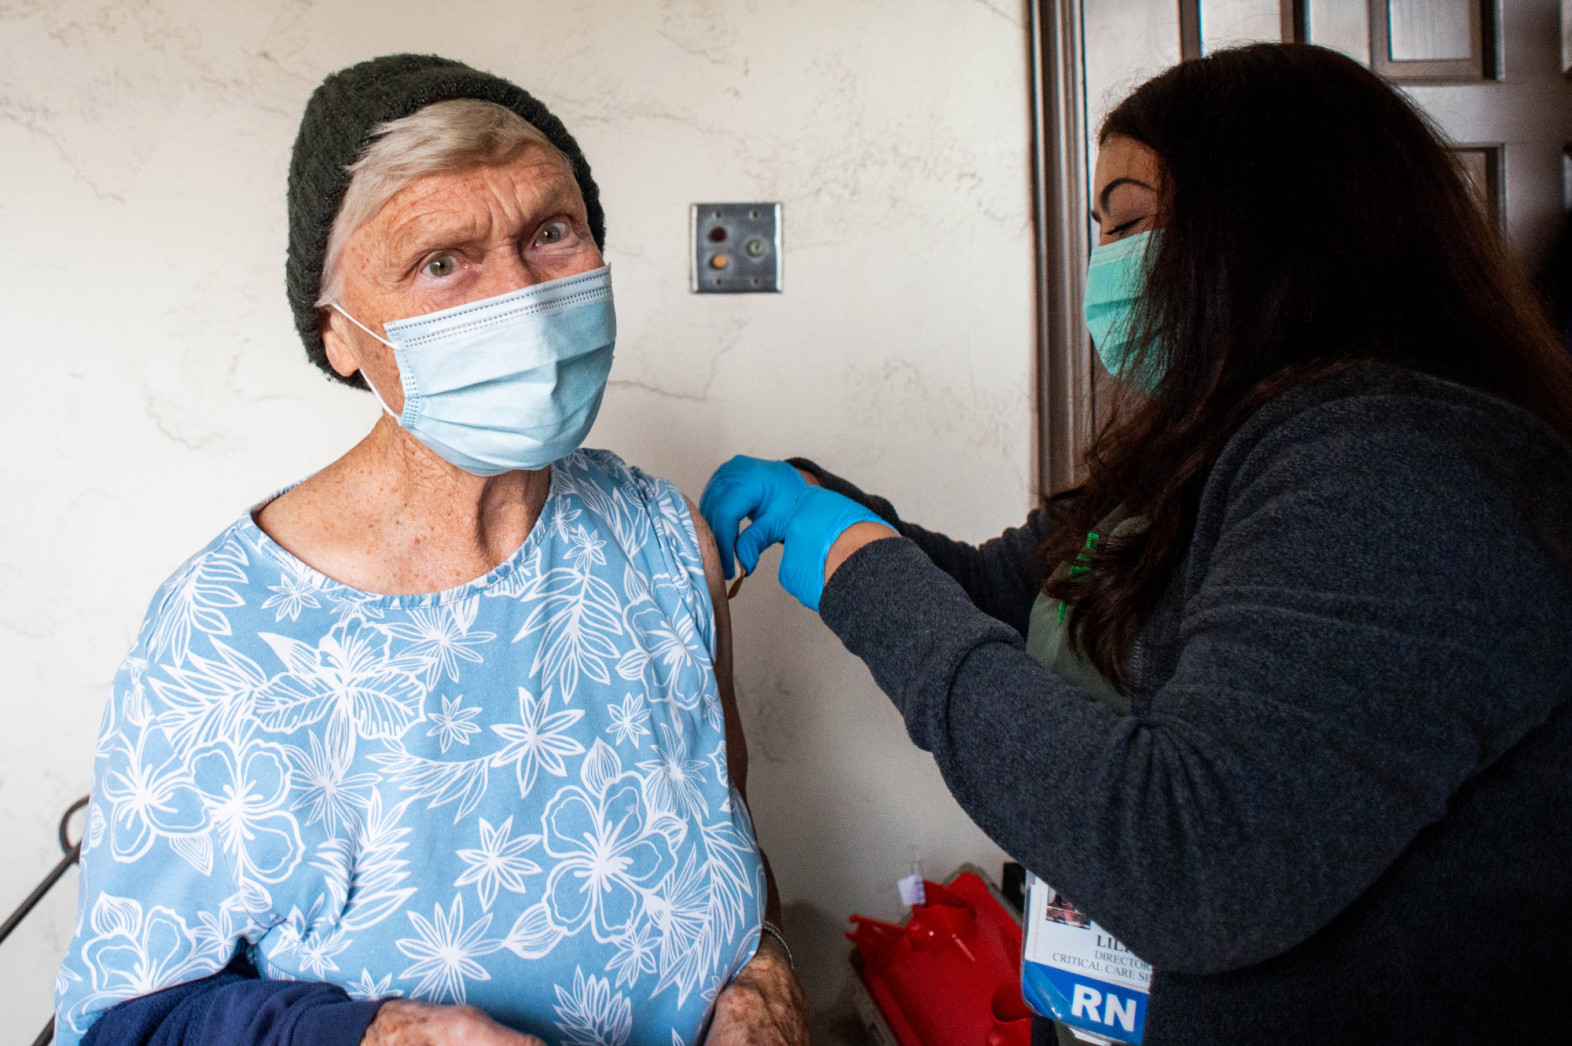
left=684, top=495, right=747, bottom=791
left=684, top=495, right=728, bottom=595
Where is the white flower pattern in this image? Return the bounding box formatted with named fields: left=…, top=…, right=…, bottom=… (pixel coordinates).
left=346, top=968, right=399, bottom=1001
left=541, top=768, right=677, bottom=942
left=427, top=694, right=483, bottom=753
left=606, top=693, right=652, bottom=749
left=286, top=731, right=378, bottom=835
left=490, top=687, right=587, bottom=798
left=190, top=741, right=303, bottom=885
left=554, top=967, right=633, bottom=1046
left=638, top=725, right=709, bottom=822
left=67, top=894, right=220, bottom=1029
left=261, top=567, right=322, bottom=623
left=455, top=816, right=543, bottom=912
left=57, top=451, right=763, bottom=1046
left=396, top=895, right=501, bottom=1003
left=608, top=920, right=659, bottom=989
left=383, top=599, right=496, bottom=688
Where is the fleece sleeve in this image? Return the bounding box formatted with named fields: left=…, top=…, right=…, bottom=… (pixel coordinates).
left=788, top=458, right=1050, bottom=636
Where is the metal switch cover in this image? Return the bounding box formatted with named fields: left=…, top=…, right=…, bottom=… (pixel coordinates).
left=691, top=203, right=781, bottom=293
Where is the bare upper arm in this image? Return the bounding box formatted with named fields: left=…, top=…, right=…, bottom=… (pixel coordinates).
left=685, top=495, right=750, bottom=800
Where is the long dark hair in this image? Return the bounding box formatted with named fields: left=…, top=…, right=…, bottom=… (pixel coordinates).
left=1042, top=43, right=1572, bottom=689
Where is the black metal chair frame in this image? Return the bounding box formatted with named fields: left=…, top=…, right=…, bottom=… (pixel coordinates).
left=0, top=796, right=89, bottom=1046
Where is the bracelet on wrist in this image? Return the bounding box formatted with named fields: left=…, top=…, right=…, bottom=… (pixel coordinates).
left=759, top=920, right=794, bottom=971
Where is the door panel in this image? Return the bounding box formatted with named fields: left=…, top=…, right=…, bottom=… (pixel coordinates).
left=1200, top=0, right=1286, bottom=51
left=1309, top=0, right=1373, bottom=60
left=1454, top=145, right=1505, bottom=228
left=1387, top=0, right=1478, bottom=61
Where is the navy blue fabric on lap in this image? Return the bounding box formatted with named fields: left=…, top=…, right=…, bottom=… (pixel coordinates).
left=82, top=950, right=381, bottom=1046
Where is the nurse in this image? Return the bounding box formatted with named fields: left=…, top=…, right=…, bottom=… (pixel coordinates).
left=701, top=44, right=1572, bottom=1044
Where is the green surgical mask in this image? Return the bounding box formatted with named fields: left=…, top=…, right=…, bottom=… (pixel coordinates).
left=1083, top=230, right=1163, bottom=390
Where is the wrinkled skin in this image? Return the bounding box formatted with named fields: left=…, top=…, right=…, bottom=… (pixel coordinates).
left=363, top=1000, right=548, bottom=1046
left=704, top=935, right=810, bottom=1046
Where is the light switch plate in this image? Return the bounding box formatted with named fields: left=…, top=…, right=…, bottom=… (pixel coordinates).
left=691, top=203, right=782, bottom=293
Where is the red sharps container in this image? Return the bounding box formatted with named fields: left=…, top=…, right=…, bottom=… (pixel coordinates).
left=848, top=870, right=1034, bottom=1046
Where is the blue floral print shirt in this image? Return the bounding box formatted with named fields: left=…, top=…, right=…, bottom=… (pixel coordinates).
left=55, top=449, right=766, bottom=1046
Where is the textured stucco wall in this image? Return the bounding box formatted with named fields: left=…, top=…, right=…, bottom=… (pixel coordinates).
left=0, top=0, right=1034, bottom=1036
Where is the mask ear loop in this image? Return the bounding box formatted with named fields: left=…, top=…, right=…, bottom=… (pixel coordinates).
left=329, top=303, right=402, bottom=421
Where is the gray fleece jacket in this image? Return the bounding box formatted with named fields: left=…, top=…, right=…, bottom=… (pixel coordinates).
left=799, top=364, right=1572, bottom=1044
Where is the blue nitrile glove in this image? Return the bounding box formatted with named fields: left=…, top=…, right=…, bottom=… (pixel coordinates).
left=700, top=455, right=889, bottom=611
left=700, top=457, right=807, bottom=580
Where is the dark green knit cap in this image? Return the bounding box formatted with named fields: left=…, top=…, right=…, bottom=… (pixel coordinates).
left=286, top=54, right=606, bottom=388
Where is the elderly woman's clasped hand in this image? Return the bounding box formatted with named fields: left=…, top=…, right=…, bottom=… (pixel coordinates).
left=359, top=935, right=807, bottom=1046
left=704, top=935, right=811, bottom=1046
left=362, top=1000, right=548, bottom=1046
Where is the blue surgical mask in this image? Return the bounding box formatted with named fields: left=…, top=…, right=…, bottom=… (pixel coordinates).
left=332, top=266, right=616, bottom=476
left=1084, top=230, right=1162, bottom=389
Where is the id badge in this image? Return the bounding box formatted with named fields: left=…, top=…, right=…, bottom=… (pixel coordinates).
left=1020, top=874, right=1150, bottom=1044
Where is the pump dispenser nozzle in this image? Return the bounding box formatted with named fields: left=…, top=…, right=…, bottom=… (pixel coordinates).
left=898, top=847, right=927, bottom=907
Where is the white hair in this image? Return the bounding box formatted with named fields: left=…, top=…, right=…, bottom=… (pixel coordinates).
left=317, top=98, right=563, bottom=306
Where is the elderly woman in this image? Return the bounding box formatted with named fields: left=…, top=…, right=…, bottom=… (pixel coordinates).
left=54, top=55, right=806, bottom=1046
